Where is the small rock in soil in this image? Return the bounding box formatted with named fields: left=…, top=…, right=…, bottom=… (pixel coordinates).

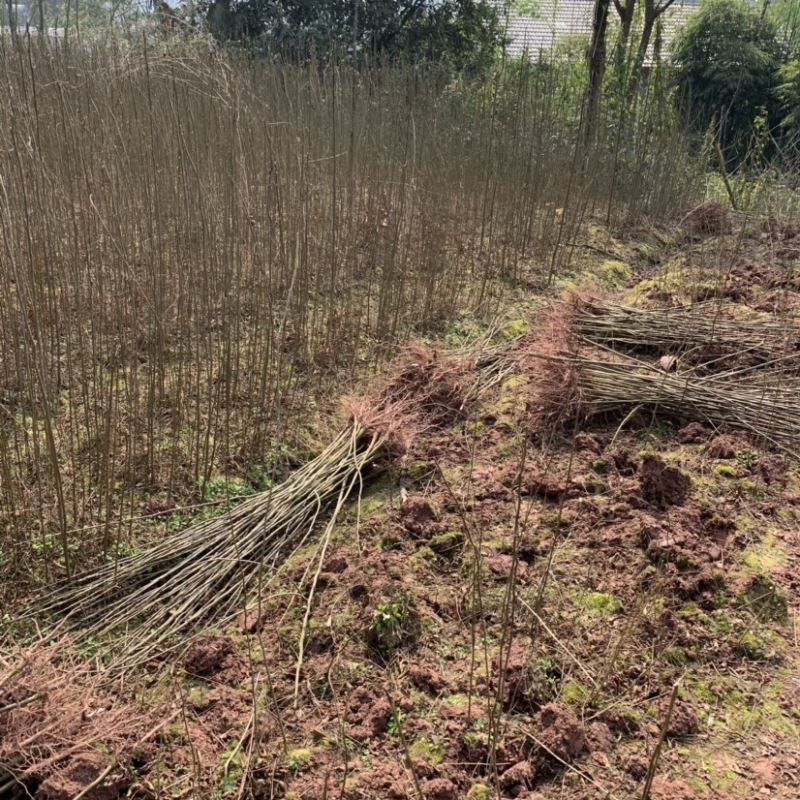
left=658, top=354, right=679, bottom=372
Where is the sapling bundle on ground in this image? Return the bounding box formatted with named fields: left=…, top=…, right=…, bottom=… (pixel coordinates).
left=560, top=354, right=800, bottom=457
left=32, top=341, right=514, bottom=671
left=575, top=299, right=800, bottom=369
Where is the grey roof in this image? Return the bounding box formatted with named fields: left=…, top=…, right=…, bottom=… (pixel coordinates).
left=503, top=0, right=700, bottom=63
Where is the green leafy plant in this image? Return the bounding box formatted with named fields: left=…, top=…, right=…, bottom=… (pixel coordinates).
left=204, top=0, right=505, bottom=73
left=672, top=0, right=785, bottom=164
left=371, top=601, right=406, bottom=638
left=369, top=592, right=419, bottom=652
left=285, top=747, right=313, bottom=772
left=776, top=60, right=800, bottom=140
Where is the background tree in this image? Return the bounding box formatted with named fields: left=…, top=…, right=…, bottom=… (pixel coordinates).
left=39, top=0, right=148, bottom=35
left=776, top=59, right=800, bottom=157
left=631, top=0, right=675, bottom=79
left=203, top=0, right=505, bottom=71
left=671, top=0, right=784, bottom=162
left=612, top=0, right=676, bottom=90
left=586, top=0, right=611, bottom=139
left=613, top=0, right=635, bottom=52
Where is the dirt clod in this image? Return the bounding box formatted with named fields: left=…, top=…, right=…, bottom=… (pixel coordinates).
left=677, top=422, right=712, bottom=444
left=238, top=607, right=266, bottom=634
left=639, top=456, right=691, bottom=508
left=37, top=752, right=128, bottom=800
left=586, top=721, right=615, bottom=753
left=760, top=455, right=788, bottom=486
left=664, top=699, right=699, bottom=738
left=493, top=638, right=537, bottom=711
left=624, top=754, right=648, bottom=780
left=499, top=760, right=536, bottom=792
left=347, top=687, right=392, bottom=742
left=324, top=555, right=349, bottom=574
left=650, top=776, right=698, bottom=800
left=183, top=635, right=242, bottom=681
left=420, top=777, right=458, bottom=800
left=685, top=201, right=729, bottom=236
left=408, top=664, right=447, bottom=694
left=706, top=435, right=738, bottom=459
left=401, top=496, right=443, bottom=537
left=574, top=432, right=603, bottom=454
left=536, top=703, right=587, bottom=765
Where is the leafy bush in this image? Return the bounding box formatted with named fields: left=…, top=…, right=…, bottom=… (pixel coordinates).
left=671, top=0, right=785, bottom=162
left=203, top=0, right=505, bottom=72
left=776, top=59, right=800, bottom=141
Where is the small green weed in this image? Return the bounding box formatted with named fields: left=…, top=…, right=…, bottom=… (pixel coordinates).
left=368, top=592, right=419, bottom=653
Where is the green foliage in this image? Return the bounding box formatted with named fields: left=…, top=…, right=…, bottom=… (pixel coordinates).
left=37, top=0, right=148, bottom=36
left=560, top=681, right=590, bottom=705
left=671, top=0, right=785, bottom=162
left=285, top=747, right=313, bottom=771
left=583, top=591, right=622, bottom=616
left=371, top=600, right=406, bottom=638
left=776, top=59, right=800, bottom=140
left=407, top=738, right=444, bottom=764
left=369, top=591, right=419, bottom=652
left=203, top=0, right=505, bottom=72
left=768, top=0, right=800, bottom=54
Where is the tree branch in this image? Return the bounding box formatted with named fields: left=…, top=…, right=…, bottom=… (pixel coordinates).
left=654, top=0, right=677, bottom=17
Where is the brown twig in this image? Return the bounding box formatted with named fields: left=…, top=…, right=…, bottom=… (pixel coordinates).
left=641, top=682, right=679, bottom=800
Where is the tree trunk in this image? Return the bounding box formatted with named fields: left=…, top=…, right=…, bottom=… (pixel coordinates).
left=586, top=0, right=611, bottom=141
left=635, top=0, right=657, bottom=70
left=628, top=0, right=675, bottom=94
left=613, top=0, right=636, bottom=50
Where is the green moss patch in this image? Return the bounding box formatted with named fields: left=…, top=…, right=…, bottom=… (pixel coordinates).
left=583, top=592, right=622, bottom=617
left=737, top=575, right=788, bottom=623
left=408, top=738, right=444, bottom=765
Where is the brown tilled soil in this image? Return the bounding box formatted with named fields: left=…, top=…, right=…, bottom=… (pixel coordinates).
left=3, top=220, right=800, bottom=799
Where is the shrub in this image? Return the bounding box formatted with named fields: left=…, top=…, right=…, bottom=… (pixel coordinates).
left=671, top=0, right=785, bottom=163
left=776, top=59, right=800, bottom=144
